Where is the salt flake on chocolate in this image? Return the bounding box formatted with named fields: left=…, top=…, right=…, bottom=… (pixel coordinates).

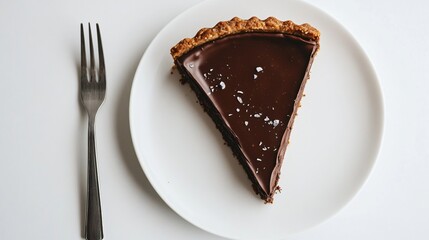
left=273, top=119, right=280, bottom=127
left=219, top=81, right=226, bottom=89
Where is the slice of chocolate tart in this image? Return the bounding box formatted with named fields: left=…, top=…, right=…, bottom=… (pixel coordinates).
left=171, top=17, right=320, bottom=203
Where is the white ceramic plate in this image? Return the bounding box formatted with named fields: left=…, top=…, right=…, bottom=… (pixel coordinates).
left=129, top=0, right=384, bottom=239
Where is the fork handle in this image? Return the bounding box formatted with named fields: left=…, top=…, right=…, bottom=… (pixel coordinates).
left=86, top=119, right=103, bottom=240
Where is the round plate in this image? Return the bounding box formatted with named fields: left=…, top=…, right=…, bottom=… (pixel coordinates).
left=129, top=0, right=384, bottom=239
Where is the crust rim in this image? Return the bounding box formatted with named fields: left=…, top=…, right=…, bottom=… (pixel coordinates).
left=171, top=16, right=320, bottom=60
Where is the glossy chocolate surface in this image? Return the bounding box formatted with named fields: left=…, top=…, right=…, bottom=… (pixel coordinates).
left=177, top=32, right=317, bottom=199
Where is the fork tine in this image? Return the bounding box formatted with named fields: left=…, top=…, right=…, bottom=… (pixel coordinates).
left=88, top=23, right=96, bottom=82
left=96, top=24, right=106, bottom=84
left=80, top=24, right=87, bottom=82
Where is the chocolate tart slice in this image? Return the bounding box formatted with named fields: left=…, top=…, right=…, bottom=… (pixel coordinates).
left=171, top=17, right=320, bottom=203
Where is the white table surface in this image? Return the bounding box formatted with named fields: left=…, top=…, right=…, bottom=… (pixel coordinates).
left=1, top=0, right=428, bottom=239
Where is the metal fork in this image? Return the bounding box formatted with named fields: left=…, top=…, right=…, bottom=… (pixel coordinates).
left=80, top=23, right=105, bottom=240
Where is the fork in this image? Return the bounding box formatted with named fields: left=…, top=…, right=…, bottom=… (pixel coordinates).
left=80, top=23, right=105, bottom=240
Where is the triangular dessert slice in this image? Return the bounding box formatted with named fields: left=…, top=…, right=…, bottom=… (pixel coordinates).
left=171, top=17, right=320, bottom=203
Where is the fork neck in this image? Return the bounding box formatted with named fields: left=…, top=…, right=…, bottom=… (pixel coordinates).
left=88, top=114, right=96, bottom=129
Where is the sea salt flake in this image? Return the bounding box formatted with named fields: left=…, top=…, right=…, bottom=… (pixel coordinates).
left=259, top=141, right=263, bottom=146
left=219, top=81, right=226, bottom=89
left=262, top=147, right=267, bottom=151
left=256, top=66, right=263, bottom=72
left=228, top=113, right=233, bottom=116
left=244, top=121, right=249, bottom=126
left=256, top=158, right=262, bottom=162
left=237, top=96, right=243, bottom=103
left=236, top=108, right=240, bottom=112
left=210, top=68, right=213, bottom=72
left=264, top=116, right=270, bottom=121
left=253, top=74, right=258, bottom=79
left=256, top=168, right=259, bottom=174
left=237, top=90, right=243, bottom=94
left=273, top=119, right=280, bottom=127
left=254, top=114, right=261, bottom=118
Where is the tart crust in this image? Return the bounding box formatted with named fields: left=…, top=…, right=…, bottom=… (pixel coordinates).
left=171, top=16, right=320, bottom=60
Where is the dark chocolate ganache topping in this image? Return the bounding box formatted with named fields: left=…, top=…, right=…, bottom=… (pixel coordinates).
left=177, top=32, right=317, bottom=196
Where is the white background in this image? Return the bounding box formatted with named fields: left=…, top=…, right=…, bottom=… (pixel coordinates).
left=0, top=0, right=428, bottom=239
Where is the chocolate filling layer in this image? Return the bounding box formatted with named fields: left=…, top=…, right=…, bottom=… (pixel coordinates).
left=175, top=32, right=317, bottom=202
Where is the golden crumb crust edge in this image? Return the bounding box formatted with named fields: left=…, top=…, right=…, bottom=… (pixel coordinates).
left=171, top=16, right=320, bottom=60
